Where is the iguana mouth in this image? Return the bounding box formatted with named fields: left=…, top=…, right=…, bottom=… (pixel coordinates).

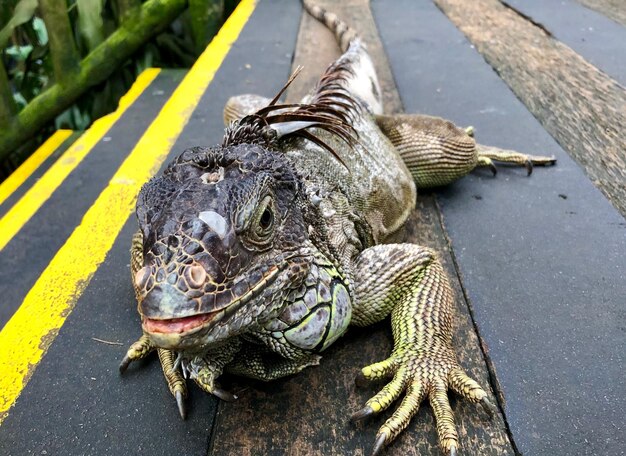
left=143, top=311, right=219, bottom=334
left=141, top=264, right=281, bottom=339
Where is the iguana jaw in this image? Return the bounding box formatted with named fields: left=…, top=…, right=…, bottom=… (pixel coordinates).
left=140, top=265, right=281, bottom=349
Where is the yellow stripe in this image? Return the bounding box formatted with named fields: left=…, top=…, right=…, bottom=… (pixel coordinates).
left=0, top=0, right=256, bottom=425
left=0, top=68, right=160, bottom=252
left=0, top=130, right=73, bottom=207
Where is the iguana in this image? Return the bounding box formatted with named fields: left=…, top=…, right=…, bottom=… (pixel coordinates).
left=120, top=1, right=555, bottom=454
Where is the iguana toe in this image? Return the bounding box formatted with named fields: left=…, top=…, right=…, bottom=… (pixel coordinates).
left=211, top=385, right=238, bottom=402
left=119, top=334, right=154, bottom=374
left=119, top=354, right=132, bottom=374
left=370, top=432, right=387, bottom=456
left=175, top=390, right=186, bottom=419
left=480, top=396, right=497, bottom=419
left=350, top=405, right=375, bottom=422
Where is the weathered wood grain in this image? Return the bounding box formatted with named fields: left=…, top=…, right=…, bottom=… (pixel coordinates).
left=434, top=0, right=626, bottom=220
left=576, top=0, right=626, bottom=27
left=209, top=1, right=513, bottom=455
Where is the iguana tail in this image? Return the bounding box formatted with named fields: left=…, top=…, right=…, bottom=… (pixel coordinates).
left=303, top=1, right=383, bottom=115
left=302, top=0, right=359, bottom=53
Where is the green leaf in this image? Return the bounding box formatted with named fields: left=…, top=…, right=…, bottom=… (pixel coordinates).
left=0, top=0, right=38, bottom=49
left=5, top=44, right=33, bottom=60
left=32, top=16, right=47, bottom=45
left=12, top=91, right=27, bottom=109
left=76, top=0, right=104, bottom=51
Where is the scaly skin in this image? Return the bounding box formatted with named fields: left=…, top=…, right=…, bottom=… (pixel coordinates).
left=121, top=2, right=552, bottom=454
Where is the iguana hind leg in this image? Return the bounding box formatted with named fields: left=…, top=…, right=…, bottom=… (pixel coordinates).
left=376, top=113, right=555, bottom=188
left=350, top=244, right=495, bottom=456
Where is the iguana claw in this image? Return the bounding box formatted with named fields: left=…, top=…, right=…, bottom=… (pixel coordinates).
left=370, top=433, right=387, bottom=456
left=119, top=334, right=154, bottom=374
left=355, top=371, right=371, bottom=388
left=211, top=386, right=238, bottom=402
left=119, top=354, right=132, bottom=374
left=525, top=159, right=533, bottom=176
left=175, top=390, right=186, bottom=420
left=351, top=405, right=375, bottom=422
left=481, top=396, right=497, bottom=418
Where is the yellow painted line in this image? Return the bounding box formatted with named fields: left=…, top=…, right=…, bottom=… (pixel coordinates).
left=0, top=68, right=161, bottom=252
left=0, top=129, right=73, bottom=207
left=0, top=0, right=257, bottom=425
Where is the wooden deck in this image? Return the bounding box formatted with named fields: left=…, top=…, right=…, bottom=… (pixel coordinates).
left=0, top=1, right=624, bottom=455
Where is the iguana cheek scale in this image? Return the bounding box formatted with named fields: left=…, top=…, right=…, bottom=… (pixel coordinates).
left=264, top=261, right=352, bottom=353
left=120, top=1, right=555, bottom=454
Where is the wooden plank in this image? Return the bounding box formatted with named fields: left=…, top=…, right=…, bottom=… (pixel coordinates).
left=377, top=1, right=626, bottom=453
left=434, top=0, right=626, bottom=220
left=576, top=0, right=626, bottom=27
left=209, top=1, right=513, bottom=454
left=505, top=0, right=626, bottom=87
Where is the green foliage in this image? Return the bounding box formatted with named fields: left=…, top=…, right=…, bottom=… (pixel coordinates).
left=76, top=0, right=105, bottom=50
left=0, top=0, right=38, bottom=49
left=1, top=0, right=199, bottom=135
left=1, top=0, right=236, bottom=178
left=3, top=6, right=50, bottom=112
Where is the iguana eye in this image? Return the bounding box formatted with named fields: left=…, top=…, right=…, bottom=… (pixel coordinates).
left=247, top=195, right=276, bottom=246
left=259, top=207, right=274, bottom=231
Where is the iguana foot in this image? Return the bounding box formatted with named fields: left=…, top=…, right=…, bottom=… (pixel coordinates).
left=352, top=352, right=493, bottom=456
left=350, top=244, right=496, bottom=455
left=120, top=337, right=189, bottom=418
left=375, top=113, right=556, bottom=188
left=185, top=355, right=238, bottom=402
left=477, top=144, right=556, bottom=176
left=476, top=156, right=497, bottom=176
left=157, top=349, right=189, bottom=419
left=119, top=334, right=154, bottom=373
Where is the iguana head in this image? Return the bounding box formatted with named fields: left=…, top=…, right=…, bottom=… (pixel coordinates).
left=134, top=144, right=314, bottom=350
left=133, top=71, right=359, bottom=351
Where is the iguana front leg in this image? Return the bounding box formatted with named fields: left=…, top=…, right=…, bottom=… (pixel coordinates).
left=375, top=114, right=555, bottom=188
left=351, top=244, right=495, bottom=456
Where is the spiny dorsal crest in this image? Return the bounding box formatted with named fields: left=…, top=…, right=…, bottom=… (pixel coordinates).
left=222, top=66, right=361, bottom=169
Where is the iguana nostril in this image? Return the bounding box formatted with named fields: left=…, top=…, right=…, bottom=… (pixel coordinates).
left=186, top=265, right=207, bottom=289
left=134, top=266, right=151, bottom=289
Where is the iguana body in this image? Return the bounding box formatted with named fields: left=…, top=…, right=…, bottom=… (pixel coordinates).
left=121, top=2, right=555, bottom=454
